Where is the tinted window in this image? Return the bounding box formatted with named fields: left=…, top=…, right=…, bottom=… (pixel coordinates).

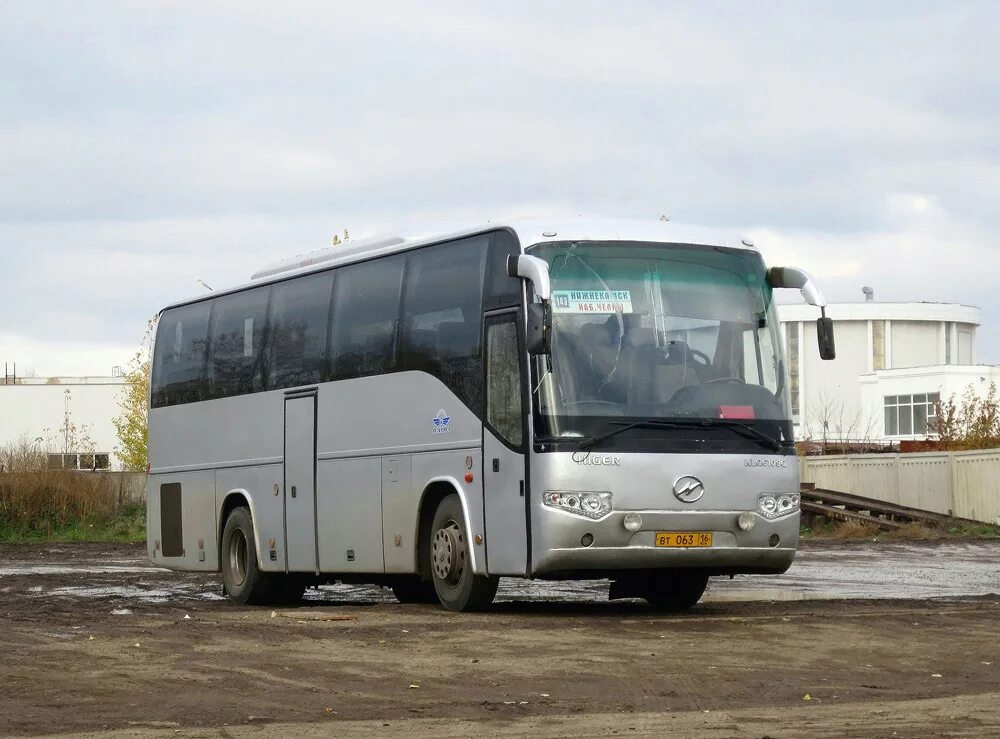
left=400, top=237, right=487, bottom=411
left=486, top=316, right=523, bottom=448
left=269, top=271, right=333, bottom=389
left=329, top=256, right=404, bottom=380
left=152, top=301, right=210, bottom=407
left=208, top=286, right=270, bottom=399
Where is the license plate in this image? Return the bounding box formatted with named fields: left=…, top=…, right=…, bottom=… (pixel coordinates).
left=654, top=531, right=713, bottom=548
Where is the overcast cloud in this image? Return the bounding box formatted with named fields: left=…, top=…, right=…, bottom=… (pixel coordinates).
left=1, top=0, right=998, bottom=375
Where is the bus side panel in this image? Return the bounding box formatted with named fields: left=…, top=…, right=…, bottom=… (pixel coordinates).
left=147, top=470, right=217, bottom=571
left=215, top=464, right=285, bottom=573
left=410, top=450, right=487, bottom=577
left=317, top=456, right=385, bottom=573
left=380, top=454, right=412, bottom=574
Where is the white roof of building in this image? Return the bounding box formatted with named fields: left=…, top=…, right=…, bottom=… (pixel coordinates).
left=777, top=301, right=980, bottom=326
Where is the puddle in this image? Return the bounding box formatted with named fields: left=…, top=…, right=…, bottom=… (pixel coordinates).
left=4, top=541, right=998, bottom=605
left=0, top=565, right=154, bottom=577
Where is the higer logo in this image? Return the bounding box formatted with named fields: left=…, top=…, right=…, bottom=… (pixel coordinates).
left=575, top=455, right=622, bottom=467
left=673, top=475, right=705, bottom=503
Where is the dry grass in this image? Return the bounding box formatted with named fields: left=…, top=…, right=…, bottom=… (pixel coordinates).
left=819, top=519, right=883, bottom=539
left=0, top=438, right=139, bottom=539
left=803, top=517, right=1000, bottom=541
left=884, top=521, right=941, bottom=540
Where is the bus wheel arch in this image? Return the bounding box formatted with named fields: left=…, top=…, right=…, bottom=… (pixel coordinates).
left=219, top=490, right=263, bottom=574
left=415, top=481, right=460, bottom=581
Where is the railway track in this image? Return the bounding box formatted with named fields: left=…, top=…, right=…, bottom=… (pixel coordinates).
left=799, top=484, right=982, bottom=531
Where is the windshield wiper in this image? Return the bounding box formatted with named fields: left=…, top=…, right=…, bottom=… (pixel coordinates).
left=706, top=418, right=784, bottom=452
left=577, top=418, right=784, bottom=452
left=578, top=419, right=705, bottom=450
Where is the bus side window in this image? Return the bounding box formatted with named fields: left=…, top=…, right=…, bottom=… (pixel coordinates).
left=269, top=271, right=334, bottom=389
left=399, top=237, right=487, bottom=412
left=207, top=286, right=270, bottom=400
left=485, top=316, right=523, bottom=449
left=329, top=256, right=404, bottom=381
left=151, top=302, right=210, bottom=408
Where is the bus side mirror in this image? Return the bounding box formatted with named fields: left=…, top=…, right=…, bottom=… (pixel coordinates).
left=817, top=314, right=836, bottom=360
left=526, top=302, right=551, bottom=355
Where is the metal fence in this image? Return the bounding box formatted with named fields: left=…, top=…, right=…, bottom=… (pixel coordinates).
left=801, top=449, right=1000, bottom=524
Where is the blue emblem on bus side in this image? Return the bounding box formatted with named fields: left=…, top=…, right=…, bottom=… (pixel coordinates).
left=431, top=409, right=451, bottom=434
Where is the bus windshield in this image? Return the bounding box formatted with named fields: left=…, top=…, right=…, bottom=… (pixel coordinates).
left=527, top=241, right=791, bottom=449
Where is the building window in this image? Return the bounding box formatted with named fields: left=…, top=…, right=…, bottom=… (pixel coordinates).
left=873, top=320, right=886, bottom=370
left=785, top=323, right=799, bottom=417
left=884, top=393, right=939, bottom=436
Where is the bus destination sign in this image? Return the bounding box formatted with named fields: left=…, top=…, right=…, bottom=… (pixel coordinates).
left=552, top=290, right=633, bottom=314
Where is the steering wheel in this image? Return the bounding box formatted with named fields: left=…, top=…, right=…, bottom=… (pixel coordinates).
left=705, top=376, right=746, bottom=384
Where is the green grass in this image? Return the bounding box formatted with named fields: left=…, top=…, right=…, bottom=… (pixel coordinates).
left=0, top=505, right=146, bottom=544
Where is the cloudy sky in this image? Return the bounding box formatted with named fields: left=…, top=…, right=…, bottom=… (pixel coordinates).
left=2, top=0, right=998, bottom=376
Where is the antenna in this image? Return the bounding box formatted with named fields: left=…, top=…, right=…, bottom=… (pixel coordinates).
left=862, top=286, right=874, bottom=303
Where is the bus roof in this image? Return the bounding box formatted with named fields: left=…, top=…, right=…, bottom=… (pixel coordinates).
left=161, top=218, right=752, bottom=313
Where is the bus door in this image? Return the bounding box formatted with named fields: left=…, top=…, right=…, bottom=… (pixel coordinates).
left=482, top=311, right=529, bottom=576
left=283, top=390, right=318, bottom=572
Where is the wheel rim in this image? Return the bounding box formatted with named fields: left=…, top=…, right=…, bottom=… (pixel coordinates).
left=432, top=519, right=466, bottom=586
left=228, top=529, right=248, bottom=587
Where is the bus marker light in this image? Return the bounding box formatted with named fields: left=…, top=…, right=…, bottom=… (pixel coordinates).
left=474, top=534, right=483, bottom=545
left=464, top=473, right=474, bottom=483
left=737, top=512, right=756, bottom=531
left=623, top=512, right=642, bottom=532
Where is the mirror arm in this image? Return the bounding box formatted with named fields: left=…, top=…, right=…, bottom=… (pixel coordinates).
left=507, top=254, right=551, bottom=301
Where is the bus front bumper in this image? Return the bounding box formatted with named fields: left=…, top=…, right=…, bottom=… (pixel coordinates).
left=529, top=509, right=800, bottom=577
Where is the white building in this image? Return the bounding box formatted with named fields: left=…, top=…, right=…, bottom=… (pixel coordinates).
left=0, top=375, right=126, bottom=469
left=778, top=301, right=1000, bottom=443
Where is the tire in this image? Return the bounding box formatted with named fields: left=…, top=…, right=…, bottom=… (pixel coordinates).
left=390, top=576, right=439, bottom=604
left=220, top=506, right=278, bottom=605
left=643, top=570, right=709, bottom=611
left=428, top=494, right=498, bottom=612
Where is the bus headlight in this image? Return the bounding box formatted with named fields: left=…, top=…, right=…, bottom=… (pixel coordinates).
left=758, top=493, right=800, bottom=520
left=543, top=491, right=613, bottom=520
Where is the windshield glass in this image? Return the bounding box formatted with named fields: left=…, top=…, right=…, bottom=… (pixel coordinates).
left=528, top=241, right=791, bottom=451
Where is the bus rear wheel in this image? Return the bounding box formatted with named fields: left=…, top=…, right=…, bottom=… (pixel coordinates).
left=221, top=506, right=279, bottom=605
left=642, top=570, right=709, bottom=611
left=428, top=494, right=498, bottom=612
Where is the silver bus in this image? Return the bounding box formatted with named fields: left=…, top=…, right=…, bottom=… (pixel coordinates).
left=147, top=219, right=835, bottom=611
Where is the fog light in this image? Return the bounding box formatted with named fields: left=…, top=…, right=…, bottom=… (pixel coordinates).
left=581, top=533, right=594, bottom=547
left=623, top=512, right=643, bottom=532
left=737, top=512, right=757, bottom=531
left=769, top=534, right=780, bottom=547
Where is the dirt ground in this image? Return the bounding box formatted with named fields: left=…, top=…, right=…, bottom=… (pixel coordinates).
left=1, top=543, right=999, bottom=738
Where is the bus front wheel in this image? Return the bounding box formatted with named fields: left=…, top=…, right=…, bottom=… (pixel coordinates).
left=221, top=506, right=278, bottom=605
left=428, top=494, right=498, bottom=612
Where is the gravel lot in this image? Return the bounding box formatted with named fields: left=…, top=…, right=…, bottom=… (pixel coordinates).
left=2, top=541, right=998, bottom=738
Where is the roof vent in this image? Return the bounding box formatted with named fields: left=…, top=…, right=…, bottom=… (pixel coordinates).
left=862, top=286, right=874, bottom=303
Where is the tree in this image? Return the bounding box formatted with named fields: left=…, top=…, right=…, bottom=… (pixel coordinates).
left=331, top=228, right=350, bottom=246
left=113, top=317, right=156, bottom=471
left=807, top=391, right=879, bottom=454
left=934, top=382, right=1000, bottom=450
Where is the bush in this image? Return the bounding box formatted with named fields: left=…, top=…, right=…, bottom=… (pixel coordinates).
left=935, top=382, right=1000, bottom=451
left=0, top=438, right=143, bottom=540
